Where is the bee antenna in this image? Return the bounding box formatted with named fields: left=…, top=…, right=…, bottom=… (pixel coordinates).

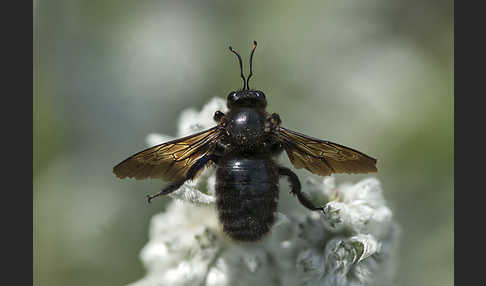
left=229, top=46, right=246, bottom=90
left=246, top=41, right=257, bottom=90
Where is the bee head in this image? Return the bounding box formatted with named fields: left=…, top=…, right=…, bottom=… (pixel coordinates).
left=227, top=90, right=267, bottom=108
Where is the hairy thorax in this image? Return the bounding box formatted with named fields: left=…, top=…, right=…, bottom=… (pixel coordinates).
left=225, top=107, right=271, bottom=153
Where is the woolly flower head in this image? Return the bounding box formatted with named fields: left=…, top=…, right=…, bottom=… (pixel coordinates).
left=129, top=98, right=399, bottom=286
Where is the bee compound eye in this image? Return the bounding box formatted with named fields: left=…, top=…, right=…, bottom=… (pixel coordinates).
left=227, top=91, right=238, bottom=102
left=250, top=90, right=264, bottom=99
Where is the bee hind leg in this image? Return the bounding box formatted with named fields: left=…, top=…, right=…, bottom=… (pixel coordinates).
left=146, top=154, right=213, bottom=203
left=278, top=167, right=324, bottom=213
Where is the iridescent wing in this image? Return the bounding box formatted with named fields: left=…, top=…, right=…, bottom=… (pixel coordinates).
left=279, top=127, right=377, bottom=176
left=113, top=127, right=219, bottom=182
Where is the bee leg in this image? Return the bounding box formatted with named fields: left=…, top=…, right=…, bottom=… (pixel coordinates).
left=278, top=167, right=324, bottom=213
left=212, top=141, right=230, bottom=158
left=270, top=113, right=281, bottom=125
left=146, top=181, right=185, bottom=203
left=146, top=155, right=212, bottom=203
left=213, top=111, right=225, bottom=122
left=265, top=113, right=281, bottom=132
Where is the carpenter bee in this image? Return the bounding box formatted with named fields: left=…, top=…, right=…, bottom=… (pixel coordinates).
left=113, top=41, right=377, bottom=242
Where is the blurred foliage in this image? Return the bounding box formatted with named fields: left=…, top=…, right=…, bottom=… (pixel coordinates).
left=34, top=0, right=452, bottom=285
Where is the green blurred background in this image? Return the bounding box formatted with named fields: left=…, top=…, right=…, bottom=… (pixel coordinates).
left=34, top=0, right=453, bottom=285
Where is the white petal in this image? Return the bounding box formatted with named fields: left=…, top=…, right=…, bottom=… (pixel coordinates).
left=145, top=133, right=174, bottom=147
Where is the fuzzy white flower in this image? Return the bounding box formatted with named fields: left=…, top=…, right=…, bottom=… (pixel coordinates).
left=128, top=98, right=399, bottom=286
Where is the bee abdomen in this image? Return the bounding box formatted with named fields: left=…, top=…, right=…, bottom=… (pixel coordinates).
left=215, top=158, right=279, bottom=241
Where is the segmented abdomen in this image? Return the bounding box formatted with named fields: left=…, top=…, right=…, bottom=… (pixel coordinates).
left=215, top=158, right=279, bottom=241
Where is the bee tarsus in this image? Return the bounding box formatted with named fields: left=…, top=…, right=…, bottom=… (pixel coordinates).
left=146, top=154, right=213, bottom=203
left=278, top=167, right=325, bottom=212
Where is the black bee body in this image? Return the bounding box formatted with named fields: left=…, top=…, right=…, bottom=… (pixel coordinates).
left=113, top=42, right=378, bottom=242
left=213, top=90, right=283, bottom=241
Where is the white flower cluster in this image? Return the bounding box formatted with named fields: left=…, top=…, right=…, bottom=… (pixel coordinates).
left=129, top=98, right=399, bottom=286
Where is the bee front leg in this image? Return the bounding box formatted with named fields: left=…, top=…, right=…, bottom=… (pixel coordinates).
left=213, top=111, right=225, bottom=122
left=146, top=154, right=213, bottom=203
left=278, top=167, right=324, bottom=213
left=270, top=113, right=281, bottom=125
left=265, top=112, right=281, bottom=133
